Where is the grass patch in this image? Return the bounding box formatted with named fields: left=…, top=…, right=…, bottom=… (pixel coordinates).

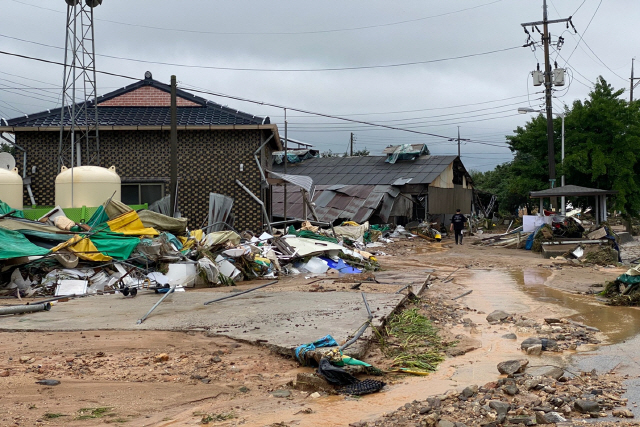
left=198, top=411, right=236, bottom=424
left=380, top=307, right=445, bottom=373
left=44, top=413, right=66, bottom=419
left=76, top=407, right=114, bottom=420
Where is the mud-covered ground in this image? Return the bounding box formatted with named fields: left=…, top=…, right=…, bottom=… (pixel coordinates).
left=0, top=233, right=637, bottom=426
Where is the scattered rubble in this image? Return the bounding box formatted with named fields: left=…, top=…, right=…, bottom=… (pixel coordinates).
left=358, top=368, right=632, bottom=427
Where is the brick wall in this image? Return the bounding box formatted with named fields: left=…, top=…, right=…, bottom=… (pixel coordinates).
left=98, top=86, right=200, bottom=107
left=16, top=129, right=270, bottom=232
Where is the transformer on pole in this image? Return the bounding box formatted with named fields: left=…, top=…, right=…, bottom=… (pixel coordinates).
left=58, top=0, right=102, bottom=172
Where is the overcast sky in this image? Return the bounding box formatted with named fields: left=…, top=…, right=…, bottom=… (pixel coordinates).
left=0, top=0, right=635, bottom=171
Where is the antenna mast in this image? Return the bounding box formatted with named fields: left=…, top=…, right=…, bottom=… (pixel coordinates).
left=58, top=0, right=102, bottom=172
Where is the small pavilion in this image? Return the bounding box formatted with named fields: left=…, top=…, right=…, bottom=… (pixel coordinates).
left=529, top=185, right=618, bottom=225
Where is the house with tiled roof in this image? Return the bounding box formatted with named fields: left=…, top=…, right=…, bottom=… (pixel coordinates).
left=0, top=72, right=281, bottom=231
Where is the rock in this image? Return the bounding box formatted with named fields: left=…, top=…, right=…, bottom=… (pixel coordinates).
left=526, top=344, right=543, bottom=355
left=0, top=371, right=9, bottom=377
left=461, top=385, right=478, bottom=398
left=503, top=384, right=519, bottom=396
left=153, top=353, right=169, bottom=363
left=525, top=366, right=564, bottom=380
left=574, top=399, right=600, bottom=413
left=502, top=333, right=517, bottom=340
left=310, top=392, right=321, bottom=398
left=446, top=336, right=482, bottom=357
left=294, top=373, right=334, bottom=393
left=35, top=379, right=60, bottom=386
left=612, top=408, right=634, bottom=418
left=535, top=411, right=548, bottom=425
left=19, top=356, right=33, bottom=364
left=507, top=415, right=534, bottom=425
left=272, top=390, right=292, bottom=398
left=540, top=338, right=558, bottom=351
left=537, top=411, right=566, bottom=424
left=454, top=423, right=468, bottom=427
left=520, top=337, right=542, bottom=351
left=489, top=400, right=510, bottom=415
left=524, top=378, right=541, bottom=390
left=438, top=420, right=455, bottom=427
left=424, top=413, right=439, bottom=427
left=419, top=406, right=432, bottom=415
left=497, top=359, right=529, bottom=376
left=486, top=310, right=510, bottom=323
left=544, top=318, right=561, bottom=324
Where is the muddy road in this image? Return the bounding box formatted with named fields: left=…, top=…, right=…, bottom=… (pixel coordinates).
left=1, top=235, right=639, bottom=426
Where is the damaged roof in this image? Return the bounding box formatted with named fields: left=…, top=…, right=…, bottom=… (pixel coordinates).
left=272, top=184, right=400, bottom=223
left=272, top=155, right=457, bottom=186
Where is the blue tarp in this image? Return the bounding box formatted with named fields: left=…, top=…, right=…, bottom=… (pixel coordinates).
left=295, top=334, right=339, bottom=365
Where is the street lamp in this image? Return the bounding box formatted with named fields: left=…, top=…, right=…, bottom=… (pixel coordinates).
left=518, top=107, right=566, bottom=215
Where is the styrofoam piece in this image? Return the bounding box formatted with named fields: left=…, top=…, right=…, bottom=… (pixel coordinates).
left=215, top=255, right=242, bottom=280
left=147, top=271, right=169, bottom=286
left=55, top=279, right=88, bottom=296
left=165, top=263, right=197, bottom=287
left=298, top=257, right=329, bottom=274
left=572, top=247, right=585, bottom=258
left=223, top=247, right=249, bottom=257
left=259, top=232, right=273, bottom=241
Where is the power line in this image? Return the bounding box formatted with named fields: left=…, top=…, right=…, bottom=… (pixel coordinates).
left=9, top=0, right=503, bottom=36
left=0, top=49, right=460, bottom=140
left=563, top=0, right=602, bottom=66
left=0, top=33, right=522, bottom=73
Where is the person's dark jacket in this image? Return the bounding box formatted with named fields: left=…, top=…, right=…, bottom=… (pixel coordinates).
left=451, top=213, right=467, bottom=231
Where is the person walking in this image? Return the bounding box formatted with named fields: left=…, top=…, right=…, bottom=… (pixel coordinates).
left=450, top=209, right=467, bottom=245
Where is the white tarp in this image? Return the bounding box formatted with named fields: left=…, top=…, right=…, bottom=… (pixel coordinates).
left=522, top=215, right=552, bottom=233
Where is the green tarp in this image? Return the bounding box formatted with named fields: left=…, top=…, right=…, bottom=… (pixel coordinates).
left=85, top=231, right=141, bottom=260
left=0, top=200, right=25, bottom=218
left=0, top=227, right=50, bottom=260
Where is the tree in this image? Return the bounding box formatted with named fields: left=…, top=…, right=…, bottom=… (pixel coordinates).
left=475, top=76, right=640, bottom=217
left=563, top=77, right=640, bottom=216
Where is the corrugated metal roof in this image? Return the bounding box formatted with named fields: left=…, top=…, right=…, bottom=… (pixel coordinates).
left=273, top=155, right=456, bottom=186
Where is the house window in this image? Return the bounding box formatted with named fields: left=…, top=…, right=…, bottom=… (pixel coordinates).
left=121, top=183, right=164, bottom=205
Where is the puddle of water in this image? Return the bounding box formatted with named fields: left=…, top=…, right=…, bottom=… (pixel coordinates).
left=512, top=269, right=640, bottom=344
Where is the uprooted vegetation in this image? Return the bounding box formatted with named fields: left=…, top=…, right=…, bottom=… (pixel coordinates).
left=602, top=280, right=640, bottom=306
left=376, top=303, right=447, bottom=374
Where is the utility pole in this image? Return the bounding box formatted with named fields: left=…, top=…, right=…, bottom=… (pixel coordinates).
left=283, top=108, right=288, bottom=224
left=631, top=58, right=640, bottom=102
left=350, top=132, right=354, bottom=156
left=521, top=0, right=571, bottom=209
left=448, top=126, right=469, bottom=158
left=170, top=75, right=177, bottom=218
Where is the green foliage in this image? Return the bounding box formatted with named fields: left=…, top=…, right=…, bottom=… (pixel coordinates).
left=474, top=77, right=640, bottom=217
left=381, top=308, right=445, bottom=372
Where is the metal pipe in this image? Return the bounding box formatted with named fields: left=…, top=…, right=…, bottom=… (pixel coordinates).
left=253, top=133, right=274, bottom=184
left=0, top=303, right=51, bottom=315
left=137, top=285, right=175, bottom=324
left=339, top=293, right=373, bottom=351
left=203, top=280, right=278, bottom=305
left=236, top=179, right=273, bottom=234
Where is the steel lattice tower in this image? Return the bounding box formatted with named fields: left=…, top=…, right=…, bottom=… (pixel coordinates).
left=58, top=0, right=103, bottom=172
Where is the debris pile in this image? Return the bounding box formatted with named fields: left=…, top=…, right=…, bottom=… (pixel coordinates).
left=475, top=214, right=622, bottom=264
left=361, top=367, right=633, bottom=427
left=0, top=200, right=400, bottom=301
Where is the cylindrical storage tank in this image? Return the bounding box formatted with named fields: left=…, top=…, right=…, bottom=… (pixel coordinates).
left=0, top=167, right=23, bottom=210
left=55, top=165, right=121, bottom=208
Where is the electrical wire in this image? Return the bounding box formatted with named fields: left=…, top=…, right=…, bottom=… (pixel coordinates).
left=9, top=0, right=503, bottom=36
left=563, top=0, right=602, bottom=66
left=0, top=33, right=523, bottom=73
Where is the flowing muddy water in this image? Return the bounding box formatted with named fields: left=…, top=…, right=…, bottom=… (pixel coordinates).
left=240, top=268, right=640, bottom=426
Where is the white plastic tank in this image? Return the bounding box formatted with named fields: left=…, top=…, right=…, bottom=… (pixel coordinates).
left=0, top=167, right=23, bottom=210
left=55, top=165, right=121, bottom=208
